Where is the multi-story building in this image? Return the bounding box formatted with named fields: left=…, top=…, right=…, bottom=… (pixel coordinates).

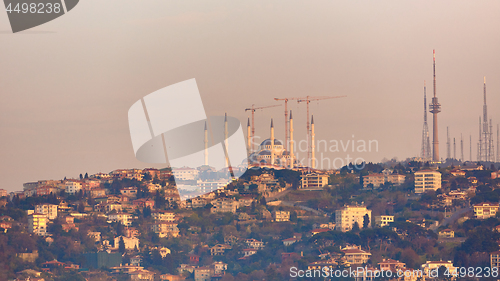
left=273, top=210, right=290, bottom=222
left=28, top=213, right=48, bottom=236
left=210, top=198, right=237, bottom=214
left=474, top=203, right=499, bottom=219
left=0, top=189, right=7, bottom=197
left=151, top=222, right=179, bottom=238
left=152, top=210, right=175, bottom=222
left=194, top=267, right=212, bottom=281
left=374, top=215, right=394, bottom=227
left=114, top=236, right=139, bottom=250
left=491, top=251, right=500, bottom=269
left=245, top=238, right=265, bottom=250
left=421, top=261, right=456, bottom=278
left=341, top=245, right=371, bottom=265
left=35, top=204, right=58, bottom=220
left=107, top=213, right=133, bottom=226
left=65, top=181, right=82, bottom=195
left=387, top=174, right=406, bottom=185
left=363, top=174, right=385, bottom=188
left=300, top=173, right=329, bottom=189
left=172, top=167, right=199, bottom=181
left=35, top=186, right=57, bottom=197
left=210, top=244, right=231, bottom=256
left=336, top=205, right=372, bottom=232
left=378, top=258, right=405, bottom=272
left=414, top=170, right=441, bottom=193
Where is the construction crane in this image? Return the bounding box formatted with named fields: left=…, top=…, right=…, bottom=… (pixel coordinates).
left=245, top=104, right=281, bottom=152
left=297, top=95, right=347, bottom=168
left=274, top=96, right=331, bottom=152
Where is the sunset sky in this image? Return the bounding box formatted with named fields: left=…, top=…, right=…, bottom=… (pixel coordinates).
left=1, top=1, right=500, bottom=191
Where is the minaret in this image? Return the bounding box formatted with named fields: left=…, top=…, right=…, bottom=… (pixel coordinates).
left=247, top=118, right=251, bottom=154
left=461, top=134, right=464, bottom=161
left=311, top=115, right=315, bottom=169
left=453, top=137, right=456, bottom=160
left=224, top=113, right=228, bottom=167
left=204, top=121, right=208, bottom=166
left=289, top=110, right=294, bottom=169
left=429, top=50, right=441, bottom=162
left=482, top=77, right=490, bottom=161
left=270, top=119, right=275, bottom=165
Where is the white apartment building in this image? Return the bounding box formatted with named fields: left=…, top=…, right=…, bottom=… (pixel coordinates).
left=172, top=167, right=199, bottom=181
left=335, top=205, right=372, bottom=232
left=301, top=173, right=329, bottom=189
left=414, top=170, right=441, bottom=193
left=35, top=204, right=58, bottom=220
left=65, top=181, right=82, bottom=195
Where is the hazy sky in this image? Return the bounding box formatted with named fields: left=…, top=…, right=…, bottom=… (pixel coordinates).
left=1, top=1, right=500, bottom=192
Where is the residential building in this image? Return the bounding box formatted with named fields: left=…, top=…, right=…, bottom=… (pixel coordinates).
left=130, top=269, right=154, bottom=281
left=107, top=213, right=133, bottom=226
left=387, top=174, right=406, bottom=185
left=36, top=185, right=57, bottom=196
left=363, top=173, right=385, bottom=188
left=28, top=213, right=49, bottom=236
left=341, top=245, right=371, bottom=265
left=491, top=251, right=500, bottom=269
left=378, top=259, right=405, bottom=272
left=0, top=189, right=7, bottom=197
left=474, top=203, right=499, bottom=219
left=374, top=215, right=394, bottom=227
left=210, top=244, right=231, bottom=256
left=421, top=261, right=456, bottom=278
left=114, top=236, right=140, bottom=250
left=438, top=229, right=455, bottom=238
left=245, top=239, right=265, bottom=250
left=335, top=205, right=372, bottom=232
left=90, top=188, right=106, bottom=198
left=194, top=267, right=212, bottom=281
left=152, top=210, right=175, bottom=222
left=273, top=210, right=290, bottom=222
left=65, top=181, right=82, bottom=195
left=414, top=170, right=441, bottom=193
left=300, top=173, right=329, bottom=189
left=151, top=222, right=180, bottom=238
left=35, top=204, right=58, bottom=220
left=173, top=167, right=199, bottom=181
left=211, top=198, right=237, bottom=214
left=121, top=187, right=138, bottom=197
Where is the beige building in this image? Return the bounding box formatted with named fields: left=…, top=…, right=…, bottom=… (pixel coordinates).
left=152, top=211, right=175, bottom=222
left=341, top=245, right=371, bottom=265
left=335, top=205, right=372, bottom=232
left=374, top=215, right=394, bottom=227
left=35, top=204, right=58, bottom=220
left=114, top=236, right=140, bottom=250
left=474, top=203, right=499, bottom=219
left=387, top=174, right=406, bottom=185
left=414, top=170, right=441, bottom=193
left=273, top=210, right=290, bottom=222
left=300, top=173, right=329, bottom=189
left=491, top=251, right=500, bottom=269
left=28, top=213, right=49, bottom=236
left=210, top=198, right=237, bottom=214
left=363, top=174, right=385, bottom=188
left=421, top=261, right=456, bottom=278
left=151, top=222, right=180, bottom=238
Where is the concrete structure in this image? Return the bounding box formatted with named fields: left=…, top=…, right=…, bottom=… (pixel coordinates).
left=28, top=213, right=48, bottom=236
left=414, top=170, right=441, bottom=193
left=421, top=81, right=431, bottom=159
left=341, top=245, right=371, bottom=265
left=114, top=236, right=139, bottom=250
left=374, top=215, right=394, bottom=227
left=301, top=173, right=329, bottom=189
left=65, top=181, right=82, bottom=195
left=421, top=261, right=456, bottom=278
left=335, top=205, right=372, bottom=232
left=474, top=203, right=499, bottom=219
left=272, top=210, right=290, bottom=222
left=210, top=198, right=237, bottom=214
left=363, top=174, right=385, bottom=188
left=107, top=212, right=133, bottom=226
left=151, top=210, right=175, bottom=222
left=491, top=251, right=500, bottom=269
left=429, top=49, right=441, bottom=162
left=35, top=204, right=58, bottom=220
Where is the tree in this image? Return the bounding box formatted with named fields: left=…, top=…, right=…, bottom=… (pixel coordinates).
left=79, top=173, right=83, bottom=180
left=77, top=202, right=85, bottom=213
left=84, top=172, right=88, bottom=179
left=363, top=214, right=370, bottom=229
left=352, top=222, right=360, bottom=232
left=118, top=237, right=126, bottom=253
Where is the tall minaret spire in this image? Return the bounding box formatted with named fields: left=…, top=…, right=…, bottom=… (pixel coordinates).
left=311, top=115, right=315, bottom=169
left=429, top=49, right=441, bottom=162
left=247, top=118, right=251, bottom=154
left=270, top=118, right=275, bottom=166
left=204, top=121, right=208, bottom=166
left=289, top=110, right=294, bottom=169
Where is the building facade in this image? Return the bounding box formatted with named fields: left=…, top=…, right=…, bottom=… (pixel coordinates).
left=414, top=170, right=441, bottom=193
